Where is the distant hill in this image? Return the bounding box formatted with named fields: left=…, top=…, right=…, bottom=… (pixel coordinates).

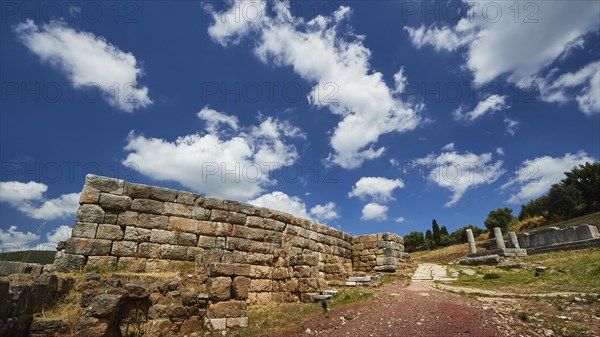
left=0, top=251, right=56, bottom=265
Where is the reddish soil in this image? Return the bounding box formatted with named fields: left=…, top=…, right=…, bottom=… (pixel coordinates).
left=280, top=280, right=510, bottom=337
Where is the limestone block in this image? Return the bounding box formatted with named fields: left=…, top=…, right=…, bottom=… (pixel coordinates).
left=208, top=300, right=247, bottom=318
left=564, top=227, right=578, bottom=242
left=98, top=193, right=131, bottom=211
left=137, top=213, right=169, bottom=230
left=208, top=277, right=231, bottom=301
left=207, top=318, right=226, bottom=331
left=174, top=232, right=198, bottom=247
left=53, top=253, right=85, bottom=271
left=204, top=198, right=241, bottom=212
left=231, top=276, right=250, bottom=300
left=251, top=265, right=271, bottom=279
left=72, top=222, right=97, bottom=239
left=209, top=263, right=235, bottom=276
left=272, top=267, right=289, bottom=280
left=117, top=257, right=146, bottom=272
left=85, top=174, right=124, bottom=194
left=150, top=229, right=175, bottom=244
left=104, top=212, right=118, bottom=225
left=96, top=224, right=124, bottom=240
left=210, top=209, right=229, bottom=222
left=76, top=204, right=105, bottom=223
left=131, top=198, right=165, bottom=215
left=123, top=182, right=152, bottom=199
left=111, top=241, right=137, bottom=257
left=226, top=237, right=250, bottom=252
left=197, top=236, right=217, bottom=249
left=226, top=317, right=248, bottom=328
left=234, top=264, right=251, bottom=277
left=168, top=216, right=199, bottom=234
left=65, top=238, right=112, bottom=256
left=124, top=226, right=151, bottom=242
left=117, top=211, right=138, bottom=226
left=86, top=256, right=117, bottom=270
left=160, top=244, right=190, bottom=261
left=576, top=224, right=599, bottom=240
left=298, top=278, right=318, bottom=293
left=149, top=186, right=178, bottom=202
left=164, top=202, right=193, bottom=217
left=176, top=191, right=201, bottom=205
left=79, top=186, right=100, bottom=204
left=138, top=242, right=161, bottom=259
left=193, top=207, right=211, bottom=220
left=249, top=279, right=271, bottom=292
left=229, top=212, right=247, bottom=225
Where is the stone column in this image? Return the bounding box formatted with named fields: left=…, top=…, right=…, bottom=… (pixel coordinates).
left=466, top=229, right=477, bottom=255
left=493, top=227, right=506, bottom=249
left=508, top=232, right=520, bottom=249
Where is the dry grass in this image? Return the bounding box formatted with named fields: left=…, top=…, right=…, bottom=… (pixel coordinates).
left=514, top=216, right=546, bottom=232
left=410, top=243, right=470, bottom=264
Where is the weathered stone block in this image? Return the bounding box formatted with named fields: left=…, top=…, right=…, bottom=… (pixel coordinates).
left=117, top=257, right=146, bottom=272
left=249, top=279, right=271, bottom=292
left=65, top=238, right=112, bottom=256
left=136, top=213, right=168, bottom=230
left=104, top=212, right=118, bottom=225
left=168, top=216, right=199, bottom=234
left=99, top=193, right=131, bottom=211
left=53, top=253, right=86, bottom=271
left=176, top=191, right=200, bottom=205
left=174, top=232, right=198, bottom=247
left=229, top=212, right=247, bottom=225
left=111, top=241, right=137, bottom=257
left=117, top=211, right=138, bottom=226
left=251, top=265, right=271, bottom=279
left=79, top=186, right=100, bottom=204
left=137, top=242, right=161, bottom=259
left=208, top=277, right=231, bottom=301
left=123, top=182, right=151, bottom=199
left=226, top=317, right=248, bottom=328
left=86, top=256, right=117, bottom=271
left=160, top=244, right=190, bottom=261
left=209, top=263, right=235, bottom=276
left=207, top=318, right=226, bottom=331
left=298, top=278, right=318, bottom=293
left=231, top=276, right=250, bottom=300
left=149, top=186, right=178, bottom=202
left=72, top=222, right=97, bottom=239
left=272, top=267, right=289, bottom=280
left=164, top=202, right=193, bottom=217
left=144, top=259, right=171, bottom=272
left=210, top=209, right=229, bottom=222
left=150, top=229, right=175, bottom=244
left=124, top=226, right=151, bottom=242
left=85, top=174, right=124, bottom=194
left=197, top=236, right=217, bottom=249
left=131, top=198, right=164, bottom=215
left=208, top=300, right=246, bottom=318
left=76, top=204, right=105, bottom=223
left=95, top=224, right=124, bottom=240
left=193, top=207, right=211, bottom=220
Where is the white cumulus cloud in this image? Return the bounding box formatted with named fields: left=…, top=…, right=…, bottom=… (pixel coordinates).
left=123, top=107, right=303, bottom=201
left=310, top=202, right=340, bottom=222
left=453, top=95, right=509, bottom=122
left=0, top=224, right=71, bottom=252
left=348, top=176, right=404, bottom=202
left=501, top=151, right=595, bottom=204
left=207, top=1, right=422, bottom=168
left=14, top=20, right=152, bottom=112
left=361, top=203, right=388, bottom=221
left=0, top=181, right=80, bottom=220
left=414, top=146, right=504, bottom=207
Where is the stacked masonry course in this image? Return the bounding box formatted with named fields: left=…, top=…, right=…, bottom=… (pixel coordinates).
left=51, top=175, right=407, bottom=331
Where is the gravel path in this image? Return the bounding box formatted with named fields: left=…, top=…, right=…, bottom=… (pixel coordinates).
left=288, top=264, right=512, bottom=337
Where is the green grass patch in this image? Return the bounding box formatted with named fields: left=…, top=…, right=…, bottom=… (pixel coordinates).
left=0, top=250, right=56, bottom=264
left=449, top=248, right=600, bottom=294
left=231, top=287, right=374, bottom=337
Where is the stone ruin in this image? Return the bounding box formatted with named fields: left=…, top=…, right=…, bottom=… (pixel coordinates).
left=2, top=174, right=409, bottom=336
left=460, top=224, right=600, bottom=265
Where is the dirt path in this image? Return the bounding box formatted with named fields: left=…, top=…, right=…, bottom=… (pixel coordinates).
left=283, top=264, right=517, bottom=337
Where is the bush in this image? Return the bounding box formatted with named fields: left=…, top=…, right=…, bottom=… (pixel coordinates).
left=483, top=273, right=500, bottom=280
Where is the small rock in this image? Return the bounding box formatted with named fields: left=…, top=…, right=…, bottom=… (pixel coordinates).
left=543, top=328, right=554, bottom=336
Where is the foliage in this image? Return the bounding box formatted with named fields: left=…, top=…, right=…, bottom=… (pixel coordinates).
left=518, top=162, right=600, bottom=224
left=484, top=208, right=515, bottom=236
left=448, top=225, right=484, bottom=244
left=403, top=231, right=425, bottom=253
left=0, top=250, right=56, bottom=265
left=432, top=219, right=441, bottom=246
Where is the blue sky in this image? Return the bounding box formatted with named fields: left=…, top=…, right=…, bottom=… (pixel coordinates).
left=1, top=0, right=599, bottom=251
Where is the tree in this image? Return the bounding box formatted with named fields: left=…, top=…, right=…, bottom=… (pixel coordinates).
left=562, top=162, right=600, bottom=213
left=449, top=225, right=484, bottom=243
left=518, top=196, right=548, bottom=220
left=432, top=219, right=441, bottom=245
left=425, top=229, right=433, bottom=242
left=440, top=225, right=449, bottom=236
left=403, top=231, right=425, bottom=252
left=484, top=208, right=515, bottom=237
left=546, top=184, right=582, bottom=221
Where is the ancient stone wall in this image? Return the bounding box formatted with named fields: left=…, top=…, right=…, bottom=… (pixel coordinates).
left=56, top=175, right=355, bottom=304
left=351, top=233, right=408, bottom=272
left=517, top=224, right=600, bottom=254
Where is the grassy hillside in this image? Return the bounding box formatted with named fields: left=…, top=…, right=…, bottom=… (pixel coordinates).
left=448, top=248, right=600, bottom=294
left=528, top=212, right=600, bottom=232
left=0, top=250, right=56, bottom=265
